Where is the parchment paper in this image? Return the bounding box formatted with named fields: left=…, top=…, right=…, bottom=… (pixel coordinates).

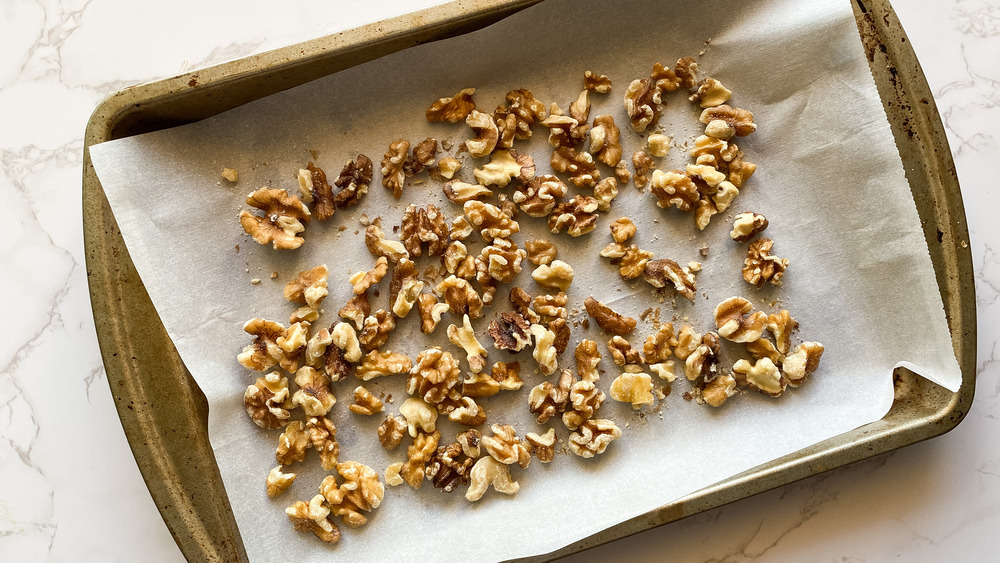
left=89, top=0, right=963, bottom=560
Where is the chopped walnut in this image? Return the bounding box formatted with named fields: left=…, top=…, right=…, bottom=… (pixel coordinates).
left=747, top=337, right=784, bottom=365
left=492, top=361, right=523, bottom=391
left=298, top=163, right=335, bottom=220
left=584, top=70, right=612, bottom=93
left=609, top=217, right=636, bottom=244
left=533, top=292, right=568, bottom=320
left=674, top=325, right=701, bottom=361
left=385, top=463, right=404, bottom=487
left=244, top=372, right=291, bottom=429
left=614, top=163, right=633, bottom=185
left=267, top=466, right=296, bottom=498
left=524, top=429, right=557, bottom=463
left=417, top=293, right=450, bottom=334
left=689, top=77, right=732, bottom=108
left=447, top=314, right=488, bottom=373
left=221, top=167, right=239, bottom=182
left=389, top=262, right=424, bottom=319
left=488, top=312, right=532, bottom=353
left=513, top=175, right=567, bottom=218
left=333, top=155, right=373, bottom=209
left=457, top=429, right=482, bottom=458
left=509, top=287, right=541, bottom=325
left=436, top=157, right=462, bottom=181
left=600, top=242, right=627, bottom=260
left=550, top=147, right=600, bottom=188
left=482, top=424, right=531, bottom=468
left=493, top=105, right=518, bottom=149
left=330, top=321, right=363, bottom=365
left=684, top=332, right=721, bottom=383
left=448, top=396, right=487, bottom=427
left=623, top=78, right=657, bottom=132
left=705, top=119, right=736, bottom=141
left=587, top=178, right=617, bottom=213
left=442, top=241, right=470, bottom=276
left=443, top=180, right=493, bottom=205
left=399, top=397, right=438, bottom=438
left=338, top=293, right=371, bottom=331
left=462, top=370, right=500, bottom=398
left=400, top=204, right=450, bottom=258
left=358, top=310, right=396, bottom=352
left=377, top=415, right=407, bottom=450
left=608, top=335, right=643, bottom=366
left=525, top=239, right=558, bottom=266
left=319, top=461, right=384, bottom=528
left=349, top=257, right=388, bottom=295
left=466, top=455, right=519, bottom=501
left=237, top=318, right=286, bottom=372
left=274, top=321, right=309, bottom=373
left=743, top=238, right=789, bottom=288
left=643, top=323, right=677, bottom=364
left=426, top=87, right=476, bottom=122
left=643, top=258, right=698, bottom=301
left=632, top=150, right=655, bottom=189
left=450, top=215, right=475, bottom=241
left=474, top=255, right=498, bottom=308
left=306, top=416, right=340, bottom=471
left=480, top=237, right=526, bottom=284
left=436, top=275, right=484, bottom=319
left=694, top=180, right=739, bottom=230
left=584, top=297, right=636, bottom=336
left=239, top=188, right=311, bottom=250
left=548, top=195, right=599, bottom=237
left=767, top=310, right=798, bottom=355
left=728, top=155, right=757, bottom=188
left=291, top=366, right=336, bottom=416
left=541, top=113, right=586, bottom=149
left=425, top=442, right=475, bottom=492
left=575, top=340, right=602, bottom=383
left=531, top=260, right=575, bottom=291
left=714, top=297, right=766, bottom=343
left=563, top=380, right=605, bottom=430
left=464, top=200, right=520, bottom=242
left=610, top=366, right=654, bottom=409
left=619, top=245, right=654, bottom=279
left=349, top=385, right=384, bottom=415
left=504, top=89, right=547, bottom=140
left=730, top=212, right=769, bottom=242
left=733, top=357, right=785, bottom=396
left=701, top=373, right=738, bottom=407
left=548, top=318, right=570, bottom=356
left=647, top=133, right=672, bottom=158
left=364, top=219, right=409, bottom=262
left=380, top=139, right=409, bottom=199
left=276, top=420, right=310, bottom=465
left=700, top=105, right=756, bottom=136
left=782, top=342, right=824, bottom=385
left=402, top=430, right=441, bottom=489
left=528, top=368, right=573, bottom=423
left=650, top=62, right=680, bottom=102
left=286, top=495, right=339, bottom=543
left=589, top=115, right=623, bottom=167
left=408, top=137, right=438, bottom=174
left=473, top=149, right=534, bottom=187
left=650, top=169, right=699, bottom=211
left=465, top=110, right=499, bottom=157
left=568, top=419, right=621, bottom=458
left=407, top=347, right=462, bottom=407
left=689, top=135, right=739, bottom=169
left=529, top=323, right=559, bottom=375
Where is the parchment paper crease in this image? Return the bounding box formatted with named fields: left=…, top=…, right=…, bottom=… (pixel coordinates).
left=89, top=0, right=962, bottom=560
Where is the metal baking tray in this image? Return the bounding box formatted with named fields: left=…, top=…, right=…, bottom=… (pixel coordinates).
left=82, top=0, right=976, bottom=560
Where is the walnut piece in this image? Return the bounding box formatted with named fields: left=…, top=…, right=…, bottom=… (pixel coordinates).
left=610, top=366, right=654, bottom=409
left=276, top=421, right=309, bottom=465
left=563, top=380, right=605, bottom=430
left=385, top=463, right=404, bottom=487
left=399, top=397, right=438, bottom=438
left=482, top=424, right=531, bottom=468
left=381, top=139, right=409, bottom=199
left=623, top=78, right=657, bottom=132
left=610, top=217, right=636, bottom=244
left=358, top=309, right=396, bottom=353
left=782, top=342, right=825, bottom=385
left=457, top=429, right=483, bottom=458
left=286, top=495, right=340, bottom=544
left=531, top=260, right=574, bottom=291
left=619, top=245, right=654, bottom=279
left=584, top=297, right=636, bottom=336
left=443, top=181, right=493, bottom=205
left=319, top=461, right=384, bottom=528
left=447, top=314, right=488, bottom=373
left=267, top=466, right=296, bottom=498
left=743, top=238, right=789, bottom=287
left=425, top=442, right=475, bottom=492
left=237, top=318, right=285, bottom=372
left=338, top=293, right=370, bottom=331
left=643, top=258, right=698, bottom=301
left=400, top=204, right=450, bottom=258
left=647, top=133, right=672, bottom=158
left=503, top=89, right=547, bottom=140
left=348, top=385, right=384, bottom=415
left=407, top=347, right=462, bottom=407
left=333, top=155, right=373, bottom=209
left=473, top=149, right=534, bottom=187
left=700, top=105, right=757, bottom=137
left=402, top=430, right=441, bottom=489
left=274, top=321, right=309, bottom=373
left=589, top=115, right=623, bottom=167
left=689, top=77, right=732, bottom=108
left=239, top=188, right=311, bottom=250
left=674, top=324, right=701, bottom=361
left=365, top=218, right=409, bottom=262
left=643, top=323, right=677, bottom=365
left=509, top=287, right=541, bottom=325
left=417, top=293, right=450, bottom=334
left=349, top=257, right=388, bottom=295
left=747, top=337, right=784, bottom=365
left=480, top=237, right=525, bottom=284
left=528, top=324, right=559, bottom=375
left=533, top=292, right=568, bottom=320
left=331, top=321, right=363, bottom=364
left=436, top=157, right=462, bottom=180
left=568, top=419, right=622, bottom=458
left=608, top=335, right=643, bottom=366
left=632, top=150, right=655, bottom=189
left=575, top=340, right=602, bottom=383
left=593, top=177, right=619, bottom=212
left=550, top=147, right=600, bottom=188
left=650, top=169, right=699, bottom=211
left=525, top=239, right=558, bottom=266
left=466, top=455, right=519, bottom=501
left=733, top=357, right=785, bottom=396
left=448, top=396, right=487, bottom=427
left=465, top=109, right=499, bottom=157
left=307, top=416, right=340, bottom=471
left=584, top=70, right=612, bottom=93
left=731, top=212, right=769, bottom=242
left=450, top=215, right=474, bottom=241
left=292, top=366, right=336, bottom=416
left=389, top=262, right=424, bottom=319
left=298, top=163, right=335, bottom=220
left=426, top=87, right=476, bottom=122
left=685, top=332, right=722, bottom=383
left=244, top=372, right=291, bottom=429
left=525, top=429, right=557, bottom=463
left=528, top=368, right=573, bottom=423
left=488, top=311, right=532, bottom=353
left=464, top=200, right=519, bottom=242
left=701, top=374, right=737, bottom=407
left=284, top=266, right=329, bottom=310
left=714, top=297, right=766, bottom=343
left=548, top=195, right=599, bottom=237
left=436, top=275, right=484, bottom=319
left=377, top=415, right=407, bottom=450
left=514, top=175, right=567, bottom=218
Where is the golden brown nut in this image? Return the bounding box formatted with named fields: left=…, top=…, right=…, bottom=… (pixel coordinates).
left=319, top=461, right=385, bottom=528
left=524, top=429, right=557, bottom=463
left=377, top=415, right=407, bottom=450
left=548, top=195, right=599, bottom=237
left=473, top=149, right=534, bottom=187
left=442, top=241, right=471, bottom=277
left=436, top=275, right=484, bottom=319
left=381, top=139, right=409, bottom=199
left=647, top=133, right=672, bottom=158
left=333, top=155, right=373, bottom=209
left=531, top=260, right=575, bottom=291
left=426, top=87, right=476, bottom=122
left=715, top=297, right=769, bottom=344
left=384, top=462, right=404, bottom=487
left=528, top=324, right=559, bottom=375
left=649, top=62, right=680, bottom=103
left=541, top=113, right=586, bottom=149
left=487, top=312, right=532, bottom=353
left=548, top=318, right=570, bottom=357
left=493, top=105, right=518, bottom=149
left=746, top=337, right=784, bottom=365
left=436, top=157, right=462, bottom=180
left=417, top=293, right=450, bottom=334
left=400, top=203, right=450, bottom=258
left=480, top=237, right=526, bottom=284
left=623, top=78, right=657, bottom=132
left=482, top=423, right=531, bottom=468
left=297, top=163, right=335, bottom=221
left=358, top=310, right=395, bottom=352
left=306, top=416, right=340, bottom=471
left=575, top=340, right=602, bottom=383
left=593, top=177, right=619, bottom=212
left=504, top=88, right=547, bottom=139
left=407, top=347, right=462, bottom=406
left=448, top=396, right=487, bottom=427
left=465, top=455, right=519, bottom=501
left=650, top=169, right=699, bottom=211
left=632, top=150, right=655, bottom=189
left=274, top=321, right=310, bottom=373
left=609, top=218, right=636, bottom=244
left=286, top=495, right=340, bottom=543
left=608, top=335, right=643, bottom=366
left=568, top=419, right=621, bottom=458
left=674, top=325, right=701, bottom=361
left=407, top=137, right=438, bottom=175
left=348, top=385, right=384, bottom=415
left=450, top=215, right=475, bottom=241
left=399, top=397, right=438, bottom=437
left=610, top=366, right=654, bottom=409
left=619, top=245, right=654, bottom=279
left=525, top=239, right=558, bottom=266
left=533, top=292, right=568, bottom=320
left=464, top=200, right=520, bottom=242
left=643, top=323, right=677, bottom=364
left=447, top=314, right=488, bottom=373
left=694, top=181, right=740, bottom=231
left=584, top=70, right=612, bottom=93
left=731, top=212, right=769, bottom=242
left=267, top=466, right=296, bottom=498
left=509, top=287, right=541, bottom=325
left=237, top=318, right=286, bottom=372
left=244, top=372, right=291, bottom=429
left=338, top=293, right=371, bottom=331
left=528, top=368, right=573, bottom=423
left=402, top=430, right=441, bottom=489
left=684, top=332, right=722, bottom=382
left=462, top=370, right=500, bottom=398
left=284, top=266, right=330, bottom=310
left=457, top=428, right=483, bottom=458
left=349, top=257, right=388, bottom=295
left=550, top=147, right=600, bottom=188
left=425, top=442, right=475, bottom=492
left=767, top=310, right=799, bottom=355
left=513, top=175, right=568, bottom=218
left=701, top=374, right=738, bottom=407
left=584, top=297, right=636, bottom=336
left=443, top=180, right=493, bottom=205
left=465, top=109, right=499, bottom=157
left=389, top=261, right=424, bottom=319
left=276, top=420, right=309, bottom=465
left=589, top=115, right=623, bottom=167
left=563, top=380, right=605, bottom=430
left=643, top=258, right=698, bottom=301
left=239, top=188, right=311, bottom=250
left=700, top=105, right=756, bottom=136
left=362, top=219, right=408, bottom=263
left=474, top=255, right=499, bottom=307
left=689, top=77, right=732, bottom=108
left=732, top=357, right=785, bottom=396
left=330, top=321, right=362, bottom=365
left=743, top=238, right=789, bottom=288
left=782, top=342, right=825, bottom=385
left=728, top=155, right=757, bottom=188
left=291, top=366, right=336, bottom=416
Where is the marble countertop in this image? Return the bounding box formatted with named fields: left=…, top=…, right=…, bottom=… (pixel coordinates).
left=2, top=0, right=996, bottom=560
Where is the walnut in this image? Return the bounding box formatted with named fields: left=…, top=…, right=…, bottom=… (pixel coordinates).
left=463, top=200, right=519, bottom=242
left=338, top=293, right=371, bottom=331
left=426, top=87, right=476, bottom=122
left=643, top=323, right=677, bottom=364
left=609, top=217, right=636, bottom=244
left=528, top=368, right=573, bottom=423
left=705, top=119, right=736, bottom=141
left=442, top=241, right=469, bottom=276
left=563, top=380, right=605, bottom=430
left=541, top=114, right=586, bottom=149
left=274, top=321, right=310, bottom=373
left=306, top=416, right=340, bottom=471
left=288, top=304, right=319, bottom=325
left=480, top=237, right=526, bottom=284
left=364, top=218, right=409, bottom=262
left=548, top=318, right=570, bottom=356
left=448, top=397, right=487, bottom=427
left=286, top=495, right=339, bottom=543
left=237, top=318, right=285, bottom=372
left=408, top=347, right=462, bottom=406
left=473, top=149, right=534, bottom=187
left=713, top=297, right=766, bottom=343
left=649, top=360, right=676, bottom=381
left=482, top=424, right=531, bottom=468
left=488, top=312, right=532, bottom=353
left=401, top=430, right=440, bottom=489
left=509, top=287, right=541, bottom=325
left=377, top=415, right=407, bottom=450
left=575, top=340, right=602, bottom=383
left=358, top=309, right=395, bottom=352
left=408, top=137, right=438, bottom=174
left=492, top=361, right=523, bottom=391
left=694, top=180, right=740, bottom=230
left=782, top=342, right=825, bottom=385
left=504, top=89, right=547, bottom=139
left=728, top=155, right=757, bottom=188
left=221, top=167, right=239, bottom=182
left=380, top=139, right=409, bottom=199
left=524, top=429, right=557, bottom=463
left=425, top=442, right=475, bottom=492
left=623, top=78, right=657, bottom=132
left=700, top=105, right=756, bottom=137
left=466, top=455, right=519, bottom=501
left=348, top=385, right=384, bottom=415
left=619, top=245, right=654, bottom=279
left=584, top=297, right=636, bottom=336
left=389, top=262, right=424, bottom=319
left=306, top=329, right=351, bottom=381
left=674, top=325, right=701, bottom=361
left=298, top=163, right=335, bottom=220
left=417, top=293, right=450, bottom=334
left=283, top=266, right=328, bottom=310
left=450, top=215, right=475, bottom=241
left=528, top=324, right=559, bottom=375
left=689, top=135, right=739, bottom=169
left=244, top=372, right=291, bottom=429
left=457, top=429, right=482, bottom=458
left=610, top=366, right=654, bottom=409
left=746, top=337, right=784, bottom=365
left=614, top=163, right=633, bottom=185
left=733, top=357, right=785, bottom=396
left=291, top=366, right=336, bottom=416
left=435, top=157, right=462, bottom=181
left=608, top=335, right=643, bottom=366
left=399, top=397, right=438, bottom=438
left=600, top=242, right=627, bottom=260
left=589, top=115, right=623, bottom=167
left=330, top=321, right=363, bottom=364
left=436, top=275, right=484, bottom=319
left=349, top=257, right=388, bottom=295
left=493, top=105, right=518, bottom=149
left=701, top=374, right=738, bottom=407
left=525, top=239, right=558, bottom=266
left=643, top=258, right=698, bottom=301
left=590, top=177, right=618, bottom=212
left=465, top=109, right=499, bottom=157
left=531, top=260, right=574, bottom=291
left=584, top=70, right=612, bottom=93
left=647, top=133, right=672, bottom=158
left=319, top=461, right=384, bottom=528
left=568, top=419, right=621, bottom=458
left=443, top=180, right=493, bottom=205
left=276, top=420, right=310, bottom=465
left=550, top=147, right=600, bottom=188
left=532, top=292, right=568, bottom=320
left=513, top=175, right=568, bottom=218
left=689, top=77, right=732, bottom=108
left=474, top=255, right=499, bottom=307
left=632, top=150, right=655, bottom=189
left=462, top=370, right=500, bottom=398
left=767, top=310, right=798, bottom=355
left=239, top=188, right=311, bottom=250
left=730, top=212, right=769, bottom=242
left=400, top=204, right=450, bottom=258
left=650, top=169, right=698, bottom=211
left=548, top=195, right=599, bottom=237
left=447, top=314, right=488, bottom=373
left=385, top=462, right=405, bottom=487
left=684, top=332, right=721, bottom=382
left=743, top=239, right=789, bottom=287
left=267, top=466, right=296, bottom=498
left=333, top=155, right=373, bottom=208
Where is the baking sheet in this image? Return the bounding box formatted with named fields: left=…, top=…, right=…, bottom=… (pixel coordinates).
left=88, top=0, right=963, bottom=560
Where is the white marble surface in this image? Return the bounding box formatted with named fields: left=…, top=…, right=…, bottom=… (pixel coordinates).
left=0, top=0, right=995, bottom=560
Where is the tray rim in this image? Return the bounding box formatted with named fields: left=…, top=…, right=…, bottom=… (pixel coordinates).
left=82, top=0, right=977, bottom=561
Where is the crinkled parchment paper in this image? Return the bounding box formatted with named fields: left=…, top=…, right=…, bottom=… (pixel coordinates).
left=89, top=0, right=962, bottom=560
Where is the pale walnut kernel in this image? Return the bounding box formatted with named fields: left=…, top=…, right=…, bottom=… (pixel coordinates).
left=365, top=219, right=409, bottom=262
left=782, top=342, right=825, bottom=385
left=399, top=397, right=438, bottom=438
left=425, top=442, right=475, bottom=492
left=593, top=177, right=619, bottom=212
left=689, top=77, right=732, bottom=108
left=381, top=139, right=409, bottom=199
left=450, top=215, right=475, bottom=241
left=267, top=466, right=296, bottom=498
left=575, top=340, right=602, bottom=383
left=286, top=495, right=339, bottom=544
left=358, top=310, right=396, bottom=353
left=529, top=324, right=559, bottom=375
left=584, top=70, right=612, bottom=93
left=674, top=325, right=701, bottom=361
left=276, top=421, right=310, bottom=465
left=306, top=416, right=340, bottom=471
left=480, top=237, right=525, bottom=284
left=436, top=157, right=461, bottom=180
left=610, top=366, right=654, bottom=409
left=647, top=133, right=672, bottom=158
left=619, top=245, right=654, bottom=279
left=333, top=155, right=373, bottom=209
left=649, top=361, right=676, bottom=381
left=608, top=335, right=643, bottom=366
left=463, top=200, right=520, bottom=242
left=385, top=463, right=405, bottom=487
left=615, top=163, right=633, bottom=185
left=643, top=258, right=698, bottom=301
left=400, top=203, right=450, bottom=258
left=685, top=332, right=722, bottom=382
left=447, top=314, right=488, bottom=373
left=767, top=310, right=799, bottom=355
left=338, top=293, right=370, bottom=331
left=319, top=461, right=384, bottom=528
left=714, top=297, right=766, bottom=343
left=531, top=260, right=575, bottom=291
left=550, top=147, right=600, bottom=188
left=442, top=241, right=471, bottom=277
left=563, top=380, right=605, bottom=430
left=568, top=419, right=621, bottom=458
left=650, top=169, right=698, bottom=211
left=349, top=257, right=388, bottom=295
left=584, top=297, right=636, bottom=336
left=298, top=163, right=335, bottom=220
left=436, top=275, right=484, bottom=319
left=245, top=372, right=291, bottom=429
left=443, top=181, right=493, bottom=205
left=465, top=109, right=499, bottom=157
left=525, top=239, right=558, bottom=266
left=702, top=374, right=738, bottom=407
left=744, top=239, right=789, bottom=288
left=733, top=357, right=785, bottom=396
left=417, top=293, right=450, bottom=334
left=589, top=115, right=623, bottom=167
left=514, top=175, right=568, bottom=218
left=239, top=188, right=311, bottom=250
left=275, top=321, right=309, bottom=373
left=548, top=195, right=599, bottom=237
left=462, top=370, right=500, bottom=398
left=389, top=264, right=424, bottom=319
left=482, top=424, right=531, bottom=468
left=610, top=217, right=636, bottom=244
left=402, top=430, right=441, bottom=489
left=221, top=167, right=239, bottom=182
left=284, top=265, right=329, bottom=308
left=457, top=429, right=483, bottom=458
left=407, top=347, right=462, bottom=406
left=705, top=118, right=736, bottom=141
left=528, top=368, right=573, bottom=423
left=292, top=366, right=336, bottom=416
left=730, top=212, right=769, bottom=242
left=237, top=318, right=285, bottom=372
left=747, top=338, right=784, bottom=365
left=623, top=78, right=657, bottom=132
left=304, top=327, right=333, bottom=369
left=378, top=415, right=407, bottom=450
left=533, top=292, right=568, bottom=320
left=525, top=429, right=557, bottom=463
left=488, top=312, right=532, bottom=353
left=449, top=397, right=487, bottom=427
left=466, top=456, right=519, bottom=502
left=700, top=105, right=756, bottom=136
left=473, top=149, right=534, bottom=187
left=331, top=321, right=363, bottom=363
left=426, top=87, right=476, bottom=122
left=600, top=242, right=627, bottom=260
left=349, top=386, right=384, bottom=415
left=632, top=150, right=655, bottom=189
